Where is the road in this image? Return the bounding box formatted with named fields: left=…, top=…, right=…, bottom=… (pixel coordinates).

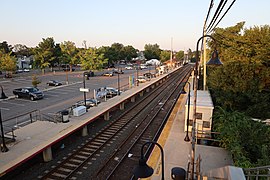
left=0, top=66, right=154, bottom=131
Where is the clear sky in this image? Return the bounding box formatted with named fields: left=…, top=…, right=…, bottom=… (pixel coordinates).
left=1, top=0, right=269, bottom=51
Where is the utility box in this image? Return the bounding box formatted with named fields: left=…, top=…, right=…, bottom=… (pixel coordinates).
left=185, top=90, right=214, bottom=139
left=73, top=106, right=87, bottom=116
left=61, top=110, right=69, bottom=123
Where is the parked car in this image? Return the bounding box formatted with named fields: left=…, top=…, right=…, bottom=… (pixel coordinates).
left=136, top=76, right=148, bottom=83
left=143, top=72, right=156, bottom=78
left=125, top=66, right=133, bottom=70
left=13, top=87, right=44, bottom=101
left=23, top=69, right=30, bottom=72
left=74, top=98, right=100, bottom=109
left=113, top=69, right=124, bottom=74
left=96, top=87, right=121, bottom=98
left=4, top=73, right=12, bottom=78
left=102, top=72, right=114, bottom=77
left=84, top=71, right=95, bottom=78
left=47, top=80, right=62, bottom=86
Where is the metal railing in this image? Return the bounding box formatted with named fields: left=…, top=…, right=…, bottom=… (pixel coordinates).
left=244, top=165, right=270, bottom=180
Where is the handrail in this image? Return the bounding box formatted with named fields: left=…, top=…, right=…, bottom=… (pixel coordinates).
left=244, top=165, right=270, bottom=180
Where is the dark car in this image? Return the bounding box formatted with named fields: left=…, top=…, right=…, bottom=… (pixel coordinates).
left=13, top=87, right=44, bottom=101
left=84, top=71, right=95, bottom=78
left=113, top=69, right=124, bottom=74
left=47, top=80, right=62, bottom=86
left=74, top=98, right=100, bottom=109
left=4, top=73, right=12, bottom=78
left=143, top=72, right=156, bottom=78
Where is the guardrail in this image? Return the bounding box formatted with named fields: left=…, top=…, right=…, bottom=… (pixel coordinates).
left=244, top=165, right=270, bottom=180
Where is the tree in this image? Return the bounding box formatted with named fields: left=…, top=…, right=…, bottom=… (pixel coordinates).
left=213, top=107, right=270, bottom=167
left=0, top=52, right=17, bottom=73
left=159, top=50, right=170, bottom=62
left=144, top=44, right=161, bottom=60
left=122, top=45, right=138, bottom=61
left=13, top=44, right=32, bottom=57
left=175, top=50, right=184, bottom=61
left=32, top=75, right=41, bottom=88
left=208, top=61, right=270, bottom=119
left=60, top=41, right=78, bottom=71
left=78, top=48, right=108, bottom=71
left=0, top=41, right=13, bottom=54
left=210, top=22, right=270, bottom=66
left=34, top=37, right=56, bottom=74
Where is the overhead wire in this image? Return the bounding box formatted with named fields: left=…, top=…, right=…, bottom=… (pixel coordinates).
left=205, top=0, right=225, bottom=33
left=206, top=0, right=228, bottom=34
left=208, top=0, right=237, bottom=33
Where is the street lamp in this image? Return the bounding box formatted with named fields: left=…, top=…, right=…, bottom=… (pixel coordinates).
left=133, top=141, right=165, bottom=180
left=117, top=66, right=121, bottom=95
left=184, top=82, right=191, bottom=142
left=190, top=35, right=222, bottom=180
left=83, top=72, right=87, bottom=108
left=0, top=109, right=9, bottom=152
left=0, top=85, right=8, bottom=99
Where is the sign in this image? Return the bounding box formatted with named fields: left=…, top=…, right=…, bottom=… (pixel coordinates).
left=79, top=88, right=90, bottom=92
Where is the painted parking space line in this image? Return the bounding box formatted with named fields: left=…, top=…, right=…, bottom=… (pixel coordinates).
left=0, top=107, right=10, bottom=111
left=1, top=101, right=25, bottom=106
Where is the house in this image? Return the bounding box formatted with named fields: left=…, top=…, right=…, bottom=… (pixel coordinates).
left=17, top=55, right=33, bottom=69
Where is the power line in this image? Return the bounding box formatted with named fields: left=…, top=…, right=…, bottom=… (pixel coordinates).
left=208, top=0, right=237, bottom=33
left=205, top=0, right=225, bottom=33
left=206, top=0, right=228, bottom=33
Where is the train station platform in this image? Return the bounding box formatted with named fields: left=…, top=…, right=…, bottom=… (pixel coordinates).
left=145, top=82, right=241, bottom=179
left=0, top=68, right=176, bottom=177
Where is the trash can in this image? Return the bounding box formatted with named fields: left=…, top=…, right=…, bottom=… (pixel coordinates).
left=61, top=110, right=69, bottom=123
left=171, top=167, right=186, bottom=180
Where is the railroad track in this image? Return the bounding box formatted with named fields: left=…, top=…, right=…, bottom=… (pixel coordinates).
left=40, top=65, right=193, bottom=180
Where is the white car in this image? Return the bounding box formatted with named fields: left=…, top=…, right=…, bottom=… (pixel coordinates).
left=125, top=66, right=133, bottom=70
left=136, top=76, right=147, bottom=83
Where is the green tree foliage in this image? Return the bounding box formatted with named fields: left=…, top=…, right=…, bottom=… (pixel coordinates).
left=213, top=107, right=270, bottom=167
left=208, top=61, right=270, bottom=119
left=159, top=50, right=170, bottom=62
left=78, top=48, right=108, bottom=70
left=34, top=37, right=56, bottom=74
left=144, top=44, right=161, bottom=60
left=0, top=52, right=17, bottom=73
left=60, top=41, right=79, bottom=71
left=98, top=43, right=138, bottom=66
left=13, top=44, right=32, bottom=57
left=122, top=45, right=137, bottom=61
left=175, top=50, right=184, bottom=61
left=31, top=75, right=41, bottom=88
left=211, top=22, right=270, bottom=66
left=0, top=41, right=13, bottom=54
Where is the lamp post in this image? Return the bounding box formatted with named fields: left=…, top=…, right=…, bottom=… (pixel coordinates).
left=190, top=35, right=222, bottom=180
left=0, top=85, right=8, bottom=99
left=136, top=66, right=139, bottom=86
left=117, top=66, right=120, bottom=95
left=0, top=109, right=8, bottom=152
left=184, top=82, right=191, bottom=142
left=83, top=72, right=87, bottom=108
left=133, top=141, right=165, bottom=180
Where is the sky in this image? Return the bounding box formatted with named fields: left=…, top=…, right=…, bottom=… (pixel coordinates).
left=1, top=0, right=269, bottom=51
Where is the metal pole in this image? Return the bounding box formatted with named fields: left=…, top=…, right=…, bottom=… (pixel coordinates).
left=0, top=109, right=9, bottom=152
left=83, top=73, right=86, bottom=108
left=191, top=35, right=215, bottom=180
left=137, top=67, right=139, bottom=86
left=141, top=141, right=165, bottom=180
left=118, top=66, right=120, bottom=95
left=184, top=82, right=191, bottom=142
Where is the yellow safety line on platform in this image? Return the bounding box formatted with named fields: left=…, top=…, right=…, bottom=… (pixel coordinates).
left=144, top=92, right=187, bottom=179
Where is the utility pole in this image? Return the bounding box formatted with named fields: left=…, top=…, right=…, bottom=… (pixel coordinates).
left=170, top=37, right=173, bottom=69
left=203, top=20, right=207, bottom=91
